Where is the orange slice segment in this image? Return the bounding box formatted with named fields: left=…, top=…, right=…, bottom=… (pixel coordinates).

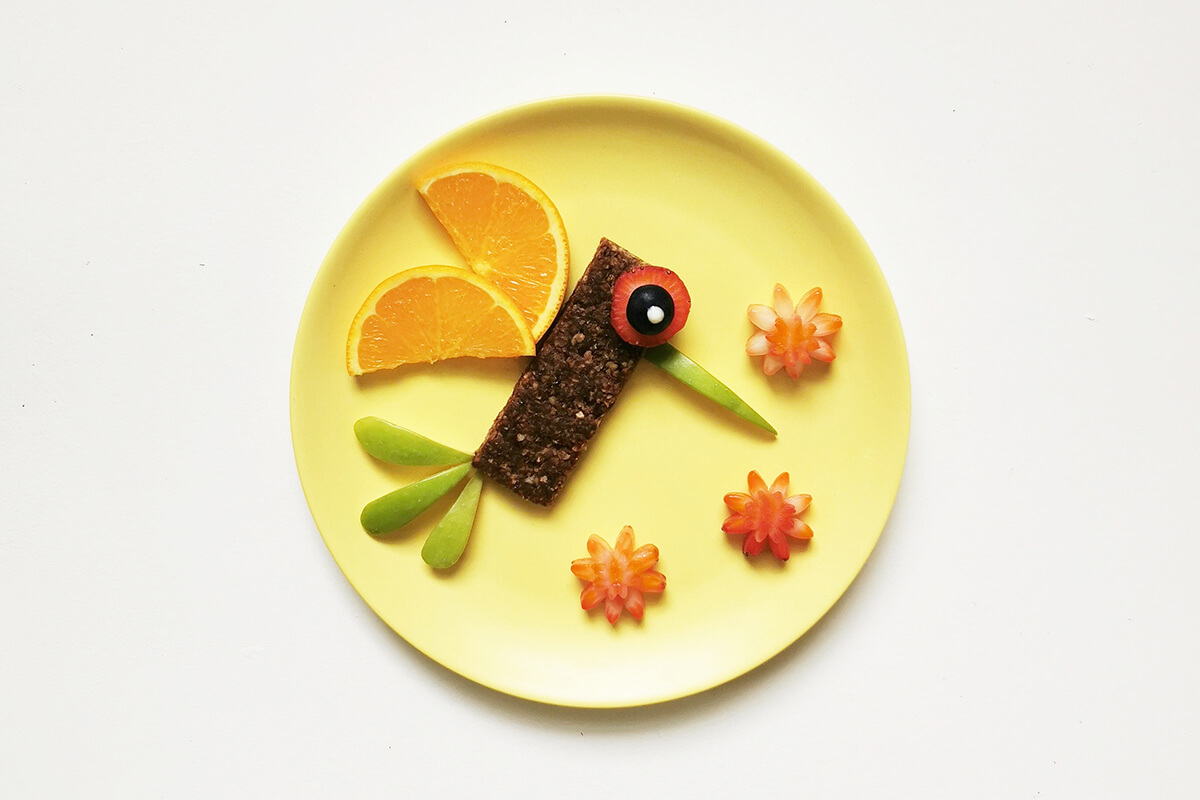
left=417, top=163, right=569, bottom=341
left=347, top=266, right=536, bottom=376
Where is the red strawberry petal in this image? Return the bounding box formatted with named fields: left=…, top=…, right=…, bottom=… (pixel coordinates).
left=571, top=560, right=599, bottom=581
left=635, top=570, right=666, bottom=593
left=798, top=287, right=822, bottom=318
left=581, top=584, right=605, bottom=609
left=773, top=284, right=794, bottom=319
left=624, top=589, right=645, bottom=620
left=722, top=514, right=753, bottom=534
left=724, top=492, right=751, bottom=512
left=627, top=544, right=659, bottom=574
left=746, top=331, right=770, bottom=356
left=763, top=355, right=785, bottom=375
left=812, top=313, right=842, bottom=337
left=786, top=494, right=811, bottom=513
left=789, top=520, right=813, bottom=540
left=768, top=533, right=791, bottom=560
left=586, top=534, right=610, bottom=559
left=748, top=304, right=777, bottom=331
left=614, top=525, right=635, bottom=556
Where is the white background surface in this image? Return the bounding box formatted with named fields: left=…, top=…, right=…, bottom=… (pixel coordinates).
left=3, top=1, right=1198, bottom=796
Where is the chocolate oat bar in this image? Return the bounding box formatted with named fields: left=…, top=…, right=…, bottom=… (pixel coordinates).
left=472, top=239, right=647, bottom=505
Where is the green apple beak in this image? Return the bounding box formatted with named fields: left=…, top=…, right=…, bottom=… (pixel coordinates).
left=643, top=343, right=777, bottom=436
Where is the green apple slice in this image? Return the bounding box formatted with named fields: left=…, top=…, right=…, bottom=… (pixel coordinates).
left=360, top=463, right=472, bottom=535
left=421, top=471, right=483, bottom=569
left=354, top=416, right=473, bottom=466
left=643, top=343, right=776, bottom=436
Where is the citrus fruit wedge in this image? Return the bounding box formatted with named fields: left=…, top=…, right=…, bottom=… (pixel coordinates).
left=347, top=266, right=536, bottom=376
left=417, top=163, right=569, bottom=341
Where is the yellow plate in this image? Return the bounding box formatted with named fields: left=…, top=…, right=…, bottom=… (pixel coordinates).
left=291, top=96, right=910, bottom=707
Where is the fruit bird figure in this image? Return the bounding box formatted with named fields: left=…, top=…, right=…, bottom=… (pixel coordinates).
left=346, top=164, right=774, bottom=569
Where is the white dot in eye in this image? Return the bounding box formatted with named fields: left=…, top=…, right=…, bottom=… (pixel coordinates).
left=646, top=305, right=665, bottom=325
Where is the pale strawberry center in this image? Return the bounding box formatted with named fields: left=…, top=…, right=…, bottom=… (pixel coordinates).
left=767, top=317, right=818, bottom=367
left=601, top=555, right=632, bottom=599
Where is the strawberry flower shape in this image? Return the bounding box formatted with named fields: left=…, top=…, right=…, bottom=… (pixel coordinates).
left=571, top=526, right=666, bottom=625
left=746, top=285, right=842, bottom=378
left=722, top=471, right=813, bottom=560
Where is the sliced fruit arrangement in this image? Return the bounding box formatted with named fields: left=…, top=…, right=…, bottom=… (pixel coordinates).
left=746, top=284, right=842, bottom=378
left=418, top=162, right=570, bottom=341
left=347, top=266, right=535, bottom=376
left=355, top=420, right=480, bottom=569
left=346, top=163, right=570, bottom=569
left=570, top=526, right=666, bottom=625
left=352, top=236, right=781, bottom=574
left=722, top=470, right=813, bottom=561
left=344, top=157, right=843, bottom=621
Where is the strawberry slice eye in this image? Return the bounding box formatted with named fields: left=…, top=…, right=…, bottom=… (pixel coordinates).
left=611, top=266, right=692, bottom=347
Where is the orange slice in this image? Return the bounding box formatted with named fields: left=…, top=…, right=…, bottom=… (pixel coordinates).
left=347, top=266, right=536, bottom=376
left=417, top=163, right=569, bottom=341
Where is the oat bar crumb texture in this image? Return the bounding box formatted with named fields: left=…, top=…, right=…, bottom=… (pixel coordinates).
left=472, top=239, right=646, bottom=505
